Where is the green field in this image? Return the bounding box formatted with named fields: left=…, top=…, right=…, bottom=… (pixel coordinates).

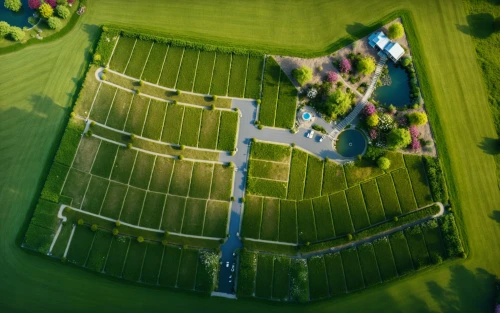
left=2, top=0, right=500, bottom=312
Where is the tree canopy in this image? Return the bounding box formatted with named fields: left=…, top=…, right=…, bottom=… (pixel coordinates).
left=325, top=88, right=352, bottom=119
left=387, top=128, right=412, bottom=149
left=0, top=21, right=10, bottom=37
left=357, top=57, right=376, bottom=75
left=292, top=66, right=313, bottom=86
left=409, top=112, right=428, bottom=125
left=47, top=16, right=61, bottom=29
left=4, top=0, right=22, bottom=12
left=9, top=26, right=25, bottom=42
left=367, top=114, right=379, bottom=127
left=388, top=22, right=404, bottom=39
left=377, top=157, right=391, bottom=170
left=39, top=3, right=54, bottom=18
left=56, top=5, right=70, bottom=19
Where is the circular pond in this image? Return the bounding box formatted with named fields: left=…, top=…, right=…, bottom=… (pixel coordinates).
left=335, top=129, right=367, bottom=158
left=302, top=111, right=312, bottom=121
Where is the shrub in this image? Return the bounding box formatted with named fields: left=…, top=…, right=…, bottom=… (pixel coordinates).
left=85, top=130, right=92, bottom=137
left=366, top=114, right=379, bottom=127
left=45, top=0, right=56, bottom=7
left=126, top=143, right=132, bottom=149
left=176, top=90, right=182, bottom=96
left=387, top=128, right=412, bottom=149
left=77, top=219, right=84, bottom=226
left=357, top=56, right=376, bottom=75
left=93, top=54, right=102, bottom=63
left=423, top=156, right=448, bottom=203
left=210, top=104, right=215, bottom=110
left=178, top=155, right=184, bottom=160
left=112, top=228, right=119, bottom=236
left=115, top=221, right=121, bottom=227
left=161, top=239, right=168, bottom=246
left=4, top=0, right=22, bottom=12
left=0, top=21, right=10, bottom=37
left=61, top=257, right=67, bottom=263
left=9, top=26, right=24, bottom=42
left=292, top=66, right=313, bottom=85
left=230, top=196, right=235, bottom=202
left=47, top=16, right=61, bottom=29
left=377, top=156, right=391, bottom=170
left=91, top=224, right=98, bottom=232
left=347, top=234, right=353, bottom=241
left=240, top=197, right=246, bottom=203
left=256, top=99, right=261, bottom=105
left=339, top=58, right=352, bottom=73
left=409, top=112, right=428, bottom=125
left=173, top=100, right=178, bottom=105
left=137, top=236, right=144, bottom=243
left=28, top=0, right=41, bottom=9
left=179, top=145, right=185, bottom=150
left=388, top=22, right=405, bottom=39
left=364, top=146, right=385, bottom=161
left=135, top=90, right=140, bottom=96
left=56, top=5, right=70, bottom=19
left=327, top=71, right=338, bottom=83
left=38, top=3, right=54, bottom=18
left=363, top=103, right=376, bottom=116
left=439, top=214, right=464, bottom=258
left=101, top=74, right=107, bottom=81
left=212, top=95, right=218, bottom=100
left=138, top=80, right=144, bottom=86
left=402, top=56, right=412, bottom=67
left=393, top=216, right=399, bottom=222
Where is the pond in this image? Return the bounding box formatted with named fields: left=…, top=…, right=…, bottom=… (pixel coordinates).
left=374, top=61, right=411, bottom=107
left=0, top=0, right=34, bottom=28
left=335, top=129, right=367, bottom=158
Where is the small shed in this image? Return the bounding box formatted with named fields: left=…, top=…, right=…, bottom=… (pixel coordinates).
left=384, top=42, right=405, bottom=62
left=368, top=31, right=390, bottom=50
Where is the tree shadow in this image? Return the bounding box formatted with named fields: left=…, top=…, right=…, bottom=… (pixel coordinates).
left=346, top=22, right=370, bottom=40
left=456, top=13, right=495, bottom=38
left=427, top=265, right=496, bottom=313
left=490, top=210, right=500, bottom=223
left=477, top=137, right=500, bottom=155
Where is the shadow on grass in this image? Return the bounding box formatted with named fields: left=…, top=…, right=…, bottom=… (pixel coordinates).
left=456, top=13, right=495, bottom=38
left=478, top=137, right=500, bottom=155
left=490, top=210, right=500, bottom=223
left=346, top=22, right=371, bottom=40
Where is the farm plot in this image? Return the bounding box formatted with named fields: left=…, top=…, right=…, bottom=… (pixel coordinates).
left=142, top=100, right=167, bottom=140
left=124, top=96, right=150, bottom=135
left=372, top=237, right=399, bottom=281
left=104, top=235, right=130, bottom=277
left=189, top=163, right=214, bottom=198
left=86, top=230, right=113, bottom=272
left=125, top=40, right=152, bottom=78
left=81, top=176, right=109, bottom=214
left=179, top=107, right=202, bottom=147
left=278, top=200, right=297, bottom=243
left=66, top=226, right=95, bottom=267
left=210, top=164, right=233, bottom=201
left=324, top=252, right=347, bottom=295
left=251, top=142, right=291, bottom=162
left=274, top=73, right=297, bottom=129
left=89, top=84, right=117, bottom=124
left=312, top=196, right=335, bottom=240
left=161, top=195, right=186, bottom=233
left=259, top=57, right=280, bottom=126
left=109, top=36, right=136, bottom=73
left=391, top=169, right=418, bottom=213
left=129, top=152, right=155, bottom=189
left=158, top=245, right=182, bottom=287
left=61, top=169, right=91, bottom=208
left=195, top=251, right=217, bottom=293
left=106, top=89, right=133, bottom=130
left=181, top=198, right=207, bottom=236
left=50, top=223, right=73, bottom=258
left=161, top=103, right=184, bottom=144
left=340, top=247, right=365, bottom=291
left=360, top=180, right=386, bottom=224
left=404, top=154, right=433, bottom=207
left=248, top=159, right=289, bottom=181
left=376, top=174, right=402, bottom=218
left=176, top=248, right=199, bottom=290
left=198, top=109, right=220, bottom=150
left=110, top=147, right=137, bottom=184
left=158, top=46, right=184, bottom=88
left=119, top=187, right=146, bottom=225
left=296, top=200, right=317, bottom=243
left=241, top=196, right=263, bottom=239
left=210, top=53, right=232, bottom=95
left=202, top=201, right=229, bottom=238
left=421, top=220, right=446, bottom=259
left=307, top=256, right=330, bottom=300
left=140, top=242, right=164, bottom=284
left=72, top=136, right=101, bottom=173
left=228, top=54, right=248, bottom=97
left=404, top=225, right=431, bottom=268
left=357, top=243, right=381, bottom=287
left=345, top=185, right=371, bottom=230
left=344, top=159, right=385, bottom=187
left=217, top=111, right=238, bottom=151
left=259, top=198, right=280, bottom=241
left=322, top=160, right=347, bottom=195
left=168, top=160, right=194, bottom=196
left=329, top=192, right=355, bottom=235
left=149, top=156, right=174, bottom=193
left=176, top=49, right=199, bottom=91
left=245, top=56, right=264, bottom=99
left=237, top=250, right=257, bottom=297
left=287, top=148, right=307, bottom=200
left=389, top=231, right=414, bottom=275
left=138, top=192, right=166, bottom=229
left=255, top=254, right=274, bottom=299
left=303, top=155, right=324, bottom=199
left=193, top=51, right=216, bottom=94
left=290, top=259, right=309, bottom=302
left=91, top=141, right=119, bottom=179
left=141, top=44, right=168, bottom=83
left=272, top=256, right=291, bottom=300
left=246, top=178, right=287, bottom=198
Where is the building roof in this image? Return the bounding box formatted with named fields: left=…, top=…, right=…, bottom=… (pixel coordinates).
left=368, top=31, right=390, bottom=50
left=384, top=42, right=405, bottom=61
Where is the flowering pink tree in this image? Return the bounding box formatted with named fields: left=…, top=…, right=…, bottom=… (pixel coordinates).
left=28, top=0, right=41, bottom=9
left=45, top=0, right=56, bottom=8
left=68, top=0, right=75, bottom=3
left=369, top=129, right=378, bottom=140
left=327, top=71, right=338, bottom=83
left=339, top=58, right=352, bottom=73
left=363, top=103, right=376, bottom=116
left=410, top=137, right=421, bottom=150
left=409, top=125, right=419, bottom=138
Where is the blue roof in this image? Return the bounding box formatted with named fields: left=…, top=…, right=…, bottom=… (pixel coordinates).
left=368, top=31, right=390, bottom=49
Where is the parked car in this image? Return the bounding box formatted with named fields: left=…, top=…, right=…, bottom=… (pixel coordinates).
left=226, top=262, right=229, bottom=268
left=307, top=130, right=315, bottom=138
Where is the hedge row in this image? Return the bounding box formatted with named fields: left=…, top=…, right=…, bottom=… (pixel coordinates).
left=423, top=156, right=449, bottom=204
left=54, top=117, right=85, bottom=166
left=93, top=28, right=122, bottom=66
left=438, top=214, right=464, bottom=258
left=40, top=162, right=70, bottom=203
left=104, top=26, right=264, bottom=57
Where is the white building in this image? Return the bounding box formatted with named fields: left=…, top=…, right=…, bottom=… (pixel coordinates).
left=368, top=31, right=405, bottom=62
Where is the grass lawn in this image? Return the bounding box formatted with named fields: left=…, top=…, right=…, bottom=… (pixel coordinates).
left=2, top=0, right=500, bottom=312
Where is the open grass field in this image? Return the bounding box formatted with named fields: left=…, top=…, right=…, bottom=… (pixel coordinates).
left=1, top=0, right=500, bottom=312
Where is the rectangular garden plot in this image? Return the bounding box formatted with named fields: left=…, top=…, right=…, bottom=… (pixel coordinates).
left=345, top=185, right=371, bottom=230
left=176, top=49, right=199, bottom=92
left=140, top=242, right=164, bottom=285
left=142, top=100, right=167, bottom=140
left=259, top=57, right=280, bottom=126
left=179, top=107, right=202, bottom=147
left=228, top=53, right=248, bottom=98
left=129, top=152, right=155, bottom=189
left=392, top=169, right=418, bottom=213
left=287, top=148, right=307, bottom=200
left=193, top=51, right=216, bottom=94
left=195, top=251, right=217, bottom=293
left=110, top=147, right=137, bottom=184
left=159, top=245, right=182, bottom=287
left=210, top=164, right=233, bottom=200
left=241, top=195, right=263, bottom=239
left=81, top=176, right=109, bottom=214
left=404, top=225, right=431, bottom=268
left=312, top=196, right=335, bottom=240
left=246, top=178, right=287, bottom=198
left=91, top=141, right=119, bottom=178
left=50, top=223, right=73, bottom=258
left=377, top=174, right=402, bottom=218
left=110, top=36, right=136, bottom=72
left=158, top=46, right=184, bottom=88
left=303, top=155, right=324, bottom=199
left=357, top=243, right=382, bottom=287
left=149, top=156, right=174, bottom=193
left=66, top=226, right=95, bottom=267
left=372, top=237, right=399, bottom=281
left=274, top=74, right=297, bottom=129
left=189, top=162, right=213, bottom=198
left=169, top=160, right=194, bottom=196
left=340, top=247, right=365, bottom=291
left=100, top=181, right=128, bottom=219
left=322, top=160, right=347, bottom=195
left=86, top=230, right=113, bottom=272
left=198, top=109, right=220, bottom=150
left=237, top=251, right=257, bottom=297
left=89, top=84, right=117, bottom=124
left=125, top=40, right=152, bottom=78
left=248, top=159, right=289, bottom=181
left=272, top=256, right=291, bottom=300
left=251, top=142, right=291, bottom=162
left=122, top=240, right=148, bottom=282
left=297, top=199, right=317, bottom=243
left=210, top=52, right=231, bottom=95
left=203, top=201, right=229, bottom=238
left=161, top=196, right=186, bottom=233
left=161, top=104, right=184, bottom=144
left=176, top=248, right=199, bottom=290
left=141, top=43, right=168, bottom=83
left=389, top=231, right=414, bottom=275
left=124, top=96, right=150, bottom=135
left=328, top=192, right=354, bottom=236
left=404, top=154, right=433, bottom=207
left=324, top=252, right=347, bottom=295
left=72, top=136, right=101, bottom=173
left=260, top=198, right=280, bottom=241
left=138, top=192, right=166, bottom=229
left=61, top=168, right=91, bottom=208
left=106, top=90, right=133, bottom=130
left=181, top=198, right=207, bottom=236
left=255, top=254, right=274, bottom=299
left=279, top=200, right=297, bottom=243
left=119, top=187, right=146, bottom=225
left=421, top=220, right=446, bottom=259
left=244, top=56, right=264, bottom=99
left=104, top=235, right=130, bottom=277
left=217, top=111, right=238, bottom=151
left=360, top=180, right=386, bottom=224
left=307, top=256, right=330, bottom=300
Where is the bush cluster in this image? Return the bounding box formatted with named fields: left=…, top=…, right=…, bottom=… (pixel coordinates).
left=292, top=66, right=313, bottom=86
left=47, top=16, right=61, bottom=30
left=439, top=214, right=464, bottom=258
left=54, top=118, right=85, bottom=166
left=92, top=27, right=121, bottom=66
left=56, top=5, right=70, bottom=19
left=423, top=156, right=449, bottom=203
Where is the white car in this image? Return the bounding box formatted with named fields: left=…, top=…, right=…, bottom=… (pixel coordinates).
left=231, top=264, right=235, bottom=272
left=226, top=262, right=230, bottom=268
left=307, top=130, right=315, bottom=138
left=319, top=136, right=324, bottom=142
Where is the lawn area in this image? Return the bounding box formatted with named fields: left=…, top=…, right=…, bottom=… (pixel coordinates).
left=3, top=0, right=500, bottom=312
